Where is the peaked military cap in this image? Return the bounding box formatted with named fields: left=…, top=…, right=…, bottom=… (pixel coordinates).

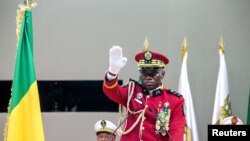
left=221, top=116, right=243, bottom=125
left=135, top=38, right=169, bottom=68
left=94, top=120, right=117, bottom=135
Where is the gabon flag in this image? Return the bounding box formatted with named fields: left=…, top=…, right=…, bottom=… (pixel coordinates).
left=4, top=2, right=45, bottom=141
left=211, top=37, right=232, bottom=124
left=178, top=37, right=199, bottom=141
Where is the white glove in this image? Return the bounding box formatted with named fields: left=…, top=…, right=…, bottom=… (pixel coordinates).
left=108, top=46, right=128, bottom=74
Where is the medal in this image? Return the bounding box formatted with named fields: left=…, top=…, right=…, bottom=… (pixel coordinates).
left=155, top=101, right=171, bottom=136
left=134, top=93, right=143, bottom=104
left=136, top=93, right=143, bottom=100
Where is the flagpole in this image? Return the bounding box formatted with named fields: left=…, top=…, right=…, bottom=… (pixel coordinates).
left=178, top=37, right=199, bottom=141
left=212, top=37, right=232, bottom=124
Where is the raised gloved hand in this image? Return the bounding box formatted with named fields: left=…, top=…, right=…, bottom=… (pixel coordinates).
left=108, top=46, right=128, bottom=75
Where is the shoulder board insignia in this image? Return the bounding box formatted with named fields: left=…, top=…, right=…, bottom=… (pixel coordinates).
left=167, top=89, right=182, bottom=97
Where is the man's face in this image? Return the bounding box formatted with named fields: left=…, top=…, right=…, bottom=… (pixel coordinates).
left=97, top=132, right=115, bottom=141
left=139, top=67, right=165, bottom=90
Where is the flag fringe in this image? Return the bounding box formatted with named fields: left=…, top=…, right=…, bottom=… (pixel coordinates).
left=16, top=7, right=25, bottom=44
left=16, top=2, right=37, bottom=44
left=3, top=85, right=13, bottom=141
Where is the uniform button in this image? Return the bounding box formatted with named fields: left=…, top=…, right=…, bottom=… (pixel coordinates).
left=142, top=126, right=145, bottom=130
left=147, top=95, right=150, bottom=98
left=145, top=105, right=148, bottom=108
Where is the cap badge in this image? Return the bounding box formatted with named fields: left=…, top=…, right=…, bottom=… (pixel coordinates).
left=101, top=120, right=106, bottom=128
left=144, top=51, right=152, bottom=61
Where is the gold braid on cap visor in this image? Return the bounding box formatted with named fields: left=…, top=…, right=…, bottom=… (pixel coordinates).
left=138, top=59, right=165, bottom=67
left=97, top=128, right=115, bottom=134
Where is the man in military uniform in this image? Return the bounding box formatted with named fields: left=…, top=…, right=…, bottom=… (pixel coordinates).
left=220, top=116, right=244, bottom=125
left=103, top=39, right=186, bottom=141
left=94, top=119, right=117, bottom=141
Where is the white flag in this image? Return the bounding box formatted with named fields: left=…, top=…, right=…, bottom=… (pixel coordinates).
left=178, top=38, right=199, bottom=141
left=211, top=38, right=232, bottom=124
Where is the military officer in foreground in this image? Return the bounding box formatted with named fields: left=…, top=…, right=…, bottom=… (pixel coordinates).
left=220, top=116, right=244, bottom=125
left=103, top=39, right=186, bottom=141
left=94, top=120, right=117, bottom=141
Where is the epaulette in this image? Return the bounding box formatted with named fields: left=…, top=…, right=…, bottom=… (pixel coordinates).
left=167, top=89, right=182, bottom=98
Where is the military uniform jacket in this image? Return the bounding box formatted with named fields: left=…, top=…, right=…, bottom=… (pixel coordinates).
left=103, top=75, right=186, bottom=141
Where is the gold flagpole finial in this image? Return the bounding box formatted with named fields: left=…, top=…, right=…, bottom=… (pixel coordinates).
left=181, top=36, right=188, bottom=60
left=219, top=36, right=225, bottom=54
left=143, top=37, right=150, bottom=52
